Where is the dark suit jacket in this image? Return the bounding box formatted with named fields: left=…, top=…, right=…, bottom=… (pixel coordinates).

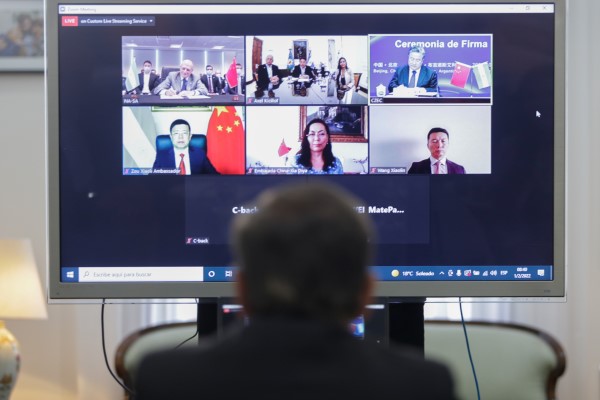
left=153, top=145, right=219, bottom=174
left=135, top=318, right=456, bottom=400
left=291, top=64, right=316, bottom=79
left=408, top=158, right=466, bottom=174
left=135, top=72, right=160, bottom=94
left=256, top=63, right=281, bottom=88
left=388, top=65, right=438, bottom=93
left=200, top=74, right=222, bottom=94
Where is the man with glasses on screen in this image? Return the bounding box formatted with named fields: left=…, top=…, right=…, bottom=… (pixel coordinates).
left=134, top=183, right=455, bottom=399
left=388, top=46, right=438, bottom=96
left=153, top=59, right=209, bottom=97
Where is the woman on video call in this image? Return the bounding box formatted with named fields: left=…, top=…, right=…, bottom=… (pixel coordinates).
left=293, top=118, right=344, bottom=175
left=331, top=57, right=354, bottom=104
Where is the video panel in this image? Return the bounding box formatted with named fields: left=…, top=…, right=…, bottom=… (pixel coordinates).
left=245, top=106, right=368, bottom=175
left=369, top=34, right=493, bottom=104
left=123, top=106, right=245, bottom=175
left=245, top=35, right=368, bottom=105
left=121, top=35, right=245, bottom=106
left=369, top=106, right=491, bottom=175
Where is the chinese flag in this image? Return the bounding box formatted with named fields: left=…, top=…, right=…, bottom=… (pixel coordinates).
left=278, top=139, right=291, bottom=157
left=450, top=62, right=472, bottom=88
left=206, top=106, right=245, bottom=174
left=226, top=57, right=238, bottom=89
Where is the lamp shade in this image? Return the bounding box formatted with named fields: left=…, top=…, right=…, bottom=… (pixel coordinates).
left=0, top=239, right=47, bottom=320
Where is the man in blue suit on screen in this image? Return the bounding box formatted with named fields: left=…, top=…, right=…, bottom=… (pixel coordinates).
left=152, top=119, right=218, bottom=175
left=388, top=45, right=438, bottom=95
left=135, top=183, right=456, bottom=400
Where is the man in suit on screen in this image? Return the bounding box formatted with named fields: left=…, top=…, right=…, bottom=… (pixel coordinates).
left=152, top=119, right=218, bottom=175
left=388, top=46, right=438, bottom=95
left=256, top=54, right=281, bottom=90
left=291, top=57, right=316, bottom=80
left=153, top=59, right=208, bottom=97
left=200, top=64, right=222, bottom=94
left=134, top=183, right=456, bottom=400
left=408, top=127, right=466, bottom=174
left=135, top=60, right=160, bottom=94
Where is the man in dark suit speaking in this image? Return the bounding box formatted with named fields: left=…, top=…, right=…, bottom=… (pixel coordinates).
left=256, top=54, right=281, bottom=89
left=134, top=184, right=456, bottom=400
left=388, top=46, right=438, bottom=95
left=408, top=127, right=465, bottom=174
left=152, top=119, right=218, bottom=175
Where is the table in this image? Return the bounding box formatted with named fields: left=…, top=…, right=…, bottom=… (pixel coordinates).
left=246, top=77, right=368, bottom=105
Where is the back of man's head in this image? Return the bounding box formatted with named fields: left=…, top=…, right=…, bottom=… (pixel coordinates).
left=231, top=183, right=373, bottom=324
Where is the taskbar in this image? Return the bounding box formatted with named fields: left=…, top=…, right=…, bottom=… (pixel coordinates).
left=60, top=265, right=552, bottom=283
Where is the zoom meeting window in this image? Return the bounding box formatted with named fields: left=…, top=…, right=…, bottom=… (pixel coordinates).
left=57, top=4, right=555, bottom=283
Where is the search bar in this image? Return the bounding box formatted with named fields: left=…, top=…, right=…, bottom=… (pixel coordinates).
left=78, top=266, right=203, bottom=282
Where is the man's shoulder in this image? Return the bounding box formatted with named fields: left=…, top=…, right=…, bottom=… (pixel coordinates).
left=408, top=159, right=430, bottom=174
left=413, top=158, right=430, bottom=167
left=359, top=342, right=455, bottom=396
left=422, top=64, right=437, bottom=75
left=446, top=159, right=466, bottom=174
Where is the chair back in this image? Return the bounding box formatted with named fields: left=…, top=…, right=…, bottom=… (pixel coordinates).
left=353, top=72, right=362, bottom=92
left=115, top=322, right=197, bottom=397
left=155, top=134, right=207, bottom=153
left=160, top=66, right=180, bottom=81
left=425, top=320, right=566, bottom=400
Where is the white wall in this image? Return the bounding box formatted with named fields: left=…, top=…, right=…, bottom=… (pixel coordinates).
left=0, top=75, right=127, bottom=400
left=0, top=1, right=598, bottom=399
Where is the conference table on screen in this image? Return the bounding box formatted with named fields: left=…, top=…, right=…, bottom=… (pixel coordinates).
left=122, top=93, right=244, bottom=105
left=247, top=77, right=351, bottom=105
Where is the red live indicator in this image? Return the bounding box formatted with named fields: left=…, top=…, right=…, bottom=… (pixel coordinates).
left=61, top=16, right=78, bottom=26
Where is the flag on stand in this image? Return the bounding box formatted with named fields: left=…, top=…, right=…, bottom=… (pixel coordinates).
left=225, top=57, right=238, bottom=90
left=472, top=62, right=492, bottom=89
left=125, top=56, right=140, bottom=92
left=278, top=139, right=292, bottom=157
left=287, top=49, right=294, bottom=71
left=450, top=62, right=471, bottom=88
left=308, top=49, right=314, bottom=69
left=206, top=106, right=245, bottom=174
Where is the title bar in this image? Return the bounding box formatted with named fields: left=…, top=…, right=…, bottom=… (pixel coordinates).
left=58, top=4, right=554, bottom=15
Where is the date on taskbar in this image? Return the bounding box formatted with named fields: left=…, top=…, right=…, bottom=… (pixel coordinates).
left=372, top=265, right=553, bottom=281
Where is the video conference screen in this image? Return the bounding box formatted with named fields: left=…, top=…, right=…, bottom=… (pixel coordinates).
left=48, top=2, right=564, bottom=299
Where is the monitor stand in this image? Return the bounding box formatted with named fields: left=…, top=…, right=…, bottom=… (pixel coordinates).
left=195, top=297, right=426, bottom=354
left=388, top=298, right=426, bottom=354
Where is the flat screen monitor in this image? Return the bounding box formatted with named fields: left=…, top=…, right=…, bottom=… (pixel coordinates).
left=46, top=0, right=565, bottom=300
